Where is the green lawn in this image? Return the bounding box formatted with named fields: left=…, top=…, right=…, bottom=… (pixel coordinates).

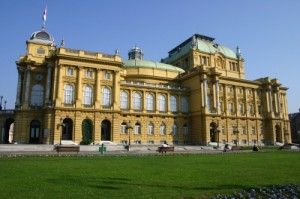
left=0, top=151, right=299, bottom=199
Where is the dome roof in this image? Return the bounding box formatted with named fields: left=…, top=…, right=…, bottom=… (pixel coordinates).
left=163, top=34, right=239, bottom=63
left=30, top=29, right=54, bottom=44
left=123, top=59, right=185, bottom=73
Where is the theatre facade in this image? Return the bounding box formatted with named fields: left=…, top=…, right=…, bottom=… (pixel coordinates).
left=0, top=27, right=291, bottom=146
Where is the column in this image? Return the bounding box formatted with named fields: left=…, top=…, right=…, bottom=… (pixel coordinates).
left=95, top=69, right=101, bottom=109
left=55, top=64, right=63, bottom=107
left=24, top=67, right=31, bottom=105
left=113, top=71, right=119, bottom=110
left=277, top=91, right=281, bottom=114
left=15, top=69, right=23, bottom=106
left=76, top=67, right=83, bottom=107
left=215, top=80, right=219, bottom=113
left=45, top=64, right=53, bottom=104
left=166, top=93, right=171, bottom=114
left=201, top=78, right=207, bottom=108
left=268, top=90, right=273, bottom=112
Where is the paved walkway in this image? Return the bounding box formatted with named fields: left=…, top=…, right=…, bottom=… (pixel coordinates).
left=0, top=144, right=226, bottom=156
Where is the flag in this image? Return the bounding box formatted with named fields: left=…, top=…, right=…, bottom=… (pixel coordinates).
left=43, top=5, right=47, bottom=22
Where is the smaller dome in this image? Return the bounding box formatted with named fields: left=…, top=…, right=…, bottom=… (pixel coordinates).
left=30, top=29, right=54, bottom=44
left=128, top=45, right=144, bottom=60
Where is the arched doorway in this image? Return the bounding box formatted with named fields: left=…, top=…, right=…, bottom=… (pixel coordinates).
left=3, top=118, right=14, bottom=144
left=29, top=120, right=41, bottom=144
left=275, top=125, right=281, bottom=142
left=81, top=119, right=93, bottom=144
left=210, top=122, right=218, bottom=142
left=62, top=118, right=73, bottom=140
left=101, top=120, right=111, bottom=141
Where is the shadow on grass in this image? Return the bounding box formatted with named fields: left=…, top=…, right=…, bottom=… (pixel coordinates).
left=47, top=175, right=253, bottom=193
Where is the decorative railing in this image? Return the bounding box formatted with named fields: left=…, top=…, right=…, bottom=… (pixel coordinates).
left=120, top=80, right=190, bottom=91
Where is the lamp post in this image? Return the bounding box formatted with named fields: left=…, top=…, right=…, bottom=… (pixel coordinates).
left=126, top=121, right=133, bottom=151
left=0, top=96, right=3, bottom=110
left=59, top=118, right=65, bottom=145
left=215, top=126, right=220, bottom=148
left=4, top=100, right=6, bottom=110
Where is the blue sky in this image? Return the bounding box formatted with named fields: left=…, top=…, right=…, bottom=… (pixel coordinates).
left=0, top=0, right=299, bottom=113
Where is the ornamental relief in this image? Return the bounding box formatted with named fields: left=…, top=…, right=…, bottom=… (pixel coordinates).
left=101, top=80, right=113, bottom=86
left=82, top=78, right=95, bottom=85
left=63, top=76, right=76, bottom=83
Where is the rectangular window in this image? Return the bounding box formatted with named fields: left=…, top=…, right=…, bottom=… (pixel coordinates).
left=201, top=56, right=208, bottom=65
left=67, top=68, right=73, bottom=76
left=242, top=126, right=246, bottom=135
left=183, top=126, right=189, bottom=135
left=104, top=72, right=110, bottom=80
left=228, top=102, right=234, bottom=113
left=121, top=124, right=127, bottom=134
left=252, top=127, right=255, bottom=135
left=37, top=49, right=45, bottom=54
left=221, top=126, right=225, bottom=134
left=86, top=71, right=93, bottom=78
left=227, top=87, right=232, bottom=92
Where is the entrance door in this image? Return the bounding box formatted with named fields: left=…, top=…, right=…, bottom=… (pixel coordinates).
left=210, top=123, right=217, bottom=142
left=29, top=120, right=41, bottom=144
left=101, top=120, right=111, bottom=141
left=3, top=118, right=14, bottom=143
left=62, top=118, right=73, bottom=140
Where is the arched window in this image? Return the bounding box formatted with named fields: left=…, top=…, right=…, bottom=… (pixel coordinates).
left=64, top=84, right=74, bottom=104
left=121, top=122, right=127, bottom=134
left=83, top=86, right=93, bottom=105
left=102, top=87, right=111, bottom=106
left=181, top=96, right=188, bottom=113
left=148, top=122, right=154, bottom=134
left=158, top=94, right=166, bottom=112
left=31, top=84, right=43, bottom=106
left=160, top=123, right=166, bottom=135
left=146, top=93, right=154, bottom=111
left=133, top=92, right=142, bottom=110
left=207, top=95, right=211, bottom=109
left=172, top=124, right=177, bottom=135
left=135, top=122, right=141, bottom=134
left=120, top=91, right=128, bottom=109
left=170, top=95, right=177, bottom=112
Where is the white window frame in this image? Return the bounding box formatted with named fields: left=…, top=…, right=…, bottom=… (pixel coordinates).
left=160, top=123, right=166, bottom=135
left=102, top=87, right=111, bottom=106
left=133, top=92, right=142, bottom=110
left=158, top=94, right=166, bottom=112
left=148, top=123, right=154, bottom=135
left=120, top=91, right=129, bottom=109
left=146, top=93, right=154, bottom=111
left=83, top=86, right=93, bottom=105
left=64, top=84, right=74, bottom=104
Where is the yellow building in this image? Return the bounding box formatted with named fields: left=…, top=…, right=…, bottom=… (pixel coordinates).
left=0, top=28, right=291, bottom=146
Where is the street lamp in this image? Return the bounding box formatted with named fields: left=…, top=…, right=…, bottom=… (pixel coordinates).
left=59, top=118, right=65, bottom=145
left=233, top=127, right=239, bottom=146
left=4, top=100, right=6, bottom=110
left=215, top=126, right=220, bottom=148
left=126, top=121, right=133, bottom=151
left=0, top=96, right=3, bottom=110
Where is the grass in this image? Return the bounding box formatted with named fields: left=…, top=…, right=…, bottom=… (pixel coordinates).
left=0, top=151, right=299, bottom=199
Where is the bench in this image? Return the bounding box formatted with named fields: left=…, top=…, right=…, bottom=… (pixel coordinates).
left=231, top=146, right=243, bottom=151
left=157, top=146, right=175, bottom=153
left=55, top=145, right=80, bottom=154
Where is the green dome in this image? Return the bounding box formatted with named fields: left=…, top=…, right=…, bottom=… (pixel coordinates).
left=123, top=59, right=185, bottom=73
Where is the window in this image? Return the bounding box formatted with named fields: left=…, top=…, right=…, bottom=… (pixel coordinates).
left=248, top=89, right=252, bottom=95
left=252, top=127, right=255, bottom=135
left=67, top=68, right=73, bottom=76
left=64, top=84, right=74, bottom=104
left=146, top=93, right=154, bottom=111
left=83, top=86, right=93, bottom=105
left=221, top=126, right=225, bottom=134
left=148, top=140, right=154, bottom=144
left=104, top=72, right=110, bottom=79
left=121, top=122, right=127, bottom=134
left=201, top=56, right=208, bottom=65
left=181, top=96, right=188, bottom=113
left=183, top=124, right=189, bottom=135
left=170, top=95, right=177, bottom=112
left=120, top=91, right=128, bottom=109
left=219, top=101, right=223, bottom=111
left=172, top=124, right=177, bottom=135
left=133, top=92, right=142, bottom=110
left=238, top=88, right=243, bottom=94
left=232, top=126, right=237, bottom=134
left=86, top=70, right=93, bottom=78
left=227, top=87, right=232, bottom=92
left=148, top=123, right=154, bottom=135
left=239, top=104, right=243, bottom=114
left=31, top=84, right=44, bottom=106
left=135, top=123, right=141, bottom=134
left=242, top=126, right=246, bottom=135
left=102, top=87, right=111, bottom=106
left=160, top=123, right=166, bottom=135
left=207, top=95, right=211, bottom=109
left=230, top=62, right=236, bottom=71
left=228, top=102, right=234, bottom=113
left=158, top=94, right=166, bottom=112
left=249, top=104, right=253, bottom=114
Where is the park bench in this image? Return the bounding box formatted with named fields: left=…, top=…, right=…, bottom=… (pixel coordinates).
left=157, top=146, right=175, bottom=153
left=231, top=146, right=243, bottom=151
left=55, top=145, right=80, bottom=154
